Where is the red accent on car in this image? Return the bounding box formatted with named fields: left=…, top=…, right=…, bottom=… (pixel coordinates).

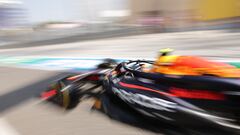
left=67, top=76, right=78, bottom=81
left=41, top=89, right=57, bottom=100
left=87, top=75, right=99, bottom=81
left=119, top=82, right=225, bottom=101
left=119, top=82, right=173, bottom=96
left=170, top=87, right=225, bottom=100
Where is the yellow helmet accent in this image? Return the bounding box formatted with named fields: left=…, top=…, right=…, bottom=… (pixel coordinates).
left=159, top=48, right=174, bottom=53
left=159, top=56, right=178, bottom=63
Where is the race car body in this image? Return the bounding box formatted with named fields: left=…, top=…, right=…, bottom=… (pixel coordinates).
left=152, top=55, right=240, bottom=77
left=41, top=53, right=240, bottom=134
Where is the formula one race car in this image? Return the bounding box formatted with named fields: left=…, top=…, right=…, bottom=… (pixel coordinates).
left=41, top=49, right=240, bottom=135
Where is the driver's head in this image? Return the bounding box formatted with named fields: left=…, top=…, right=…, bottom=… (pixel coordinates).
left=159, top=48, right=173, bottom=56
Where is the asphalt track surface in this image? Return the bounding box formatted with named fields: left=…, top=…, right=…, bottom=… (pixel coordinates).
left=0, top=67, right=159, bottom=135
left=0, top=30, right=240, bottom=135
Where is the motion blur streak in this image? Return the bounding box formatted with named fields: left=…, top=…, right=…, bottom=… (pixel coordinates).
left=40, top=89, right=57, bottom=100
left=0, top=0, right=239, bottom=135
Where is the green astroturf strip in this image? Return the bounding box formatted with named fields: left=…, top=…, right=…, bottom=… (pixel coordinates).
left=228, top=62, right=240, bottom=68
left=1, top=56, right=240, bottom=70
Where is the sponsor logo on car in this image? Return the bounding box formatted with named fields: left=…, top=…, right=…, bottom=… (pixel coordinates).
left=112, top=87, right=176, bottom=112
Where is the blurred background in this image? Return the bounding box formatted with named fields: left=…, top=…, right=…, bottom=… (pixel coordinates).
left=0, top=0, right=239, bottom=135
left=0, top=0, right=239, bottom=43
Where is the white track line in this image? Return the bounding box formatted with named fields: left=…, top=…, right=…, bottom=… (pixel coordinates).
left=0, top=118, right=20, bottom=135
